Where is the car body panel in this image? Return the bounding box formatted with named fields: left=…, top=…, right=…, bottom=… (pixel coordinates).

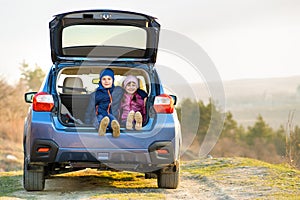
left=24, top=109, right=180, bottom=171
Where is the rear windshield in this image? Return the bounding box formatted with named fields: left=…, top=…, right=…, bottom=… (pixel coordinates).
left=56, top=66, right=150, bottom=94
left=62, top=25, right=147, bottom=57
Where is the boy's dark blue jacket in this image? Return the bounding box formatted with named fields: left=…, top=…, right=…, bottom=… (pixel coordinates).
left=84, top=85, right=123, bottom=124
left=84, top=68, right=120, bottom=124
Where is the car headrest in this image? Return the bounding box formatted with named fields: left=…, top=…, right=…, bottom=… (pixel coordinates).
left=63, top=77, right=83, bottom=94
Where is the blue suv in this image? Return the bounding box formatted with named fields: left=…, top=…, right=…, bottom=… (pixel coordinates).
left=23, top=10, right=182, bottom=191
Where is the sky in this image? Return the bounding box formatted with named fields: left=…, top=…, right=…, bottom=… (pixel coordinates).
left=1, top=0, right=300, bottom=84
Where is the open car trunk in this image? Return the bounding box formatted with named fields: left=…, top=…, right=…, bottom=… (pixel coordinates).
left=56, top=65, right=152, bottom=127
left=50, top=10, right=160, bottom=64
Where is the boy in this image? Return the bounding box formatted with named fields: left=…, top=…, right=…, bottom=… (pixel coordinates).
left=84, top=68, right=120, bottom=137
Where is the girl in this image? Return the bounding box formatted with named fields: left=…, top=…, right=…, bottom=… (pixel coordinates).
left=119, top=75, right=147, bottom=130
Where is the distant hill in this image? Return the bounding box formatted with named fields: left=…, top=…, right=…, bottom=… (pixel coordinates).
left=170, top=75, right=300, bottom=129
left=223, top=76, right=300, bottom=128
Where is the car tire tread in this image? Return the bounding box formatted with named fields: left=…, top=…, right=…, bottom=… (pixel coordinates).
left=23, top=158, right=45, bottom=191
left=157, top=169, right=179, bottom=189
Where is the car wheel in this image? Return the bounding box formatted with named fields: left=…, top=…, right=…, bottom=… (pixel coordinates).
left=23, top=157, right=45, bottom=191
left=157, top=164, right=180, bottom=189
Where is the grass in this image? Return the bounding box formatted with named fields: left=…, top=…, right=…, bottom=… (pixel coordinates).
left=181, top=156, right=241, bottom=176
left=0, top=169, right=161, bottom=199
left=1, top=157, right=300, bottom=199
left=91, top=192, right=165, bottom=200
left=55, top=169, right=163, bottom=199
left=56, top=169, right=158, bottom=188
left=182, top=157, right=300, bottom=199
left=0, top=171, right=23, bottom=196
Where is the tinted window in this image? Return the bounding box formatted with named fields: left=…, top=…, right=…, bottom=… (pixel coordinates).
left=62, top=25, right=147, bottom=50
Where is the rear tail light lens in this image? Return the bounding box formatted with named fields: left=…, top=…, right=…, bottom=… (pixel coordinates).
left=153, top=94, right=174, bottom=113
left=156, top=149, right=169, bottom=154
left=37, top=147, right=50, bottom=153
left=33, top=92, right=54, bottom=112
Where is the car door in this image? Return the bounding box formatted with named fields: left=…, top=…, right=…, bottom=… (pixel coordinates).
left=49, top=10, right=160, bottom=64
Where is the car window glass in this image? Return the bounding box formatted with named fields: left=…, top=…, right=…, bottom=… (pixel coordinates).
left=56, top=67, right=149, bottom=94
left=62, top=25, right=147, bottom=50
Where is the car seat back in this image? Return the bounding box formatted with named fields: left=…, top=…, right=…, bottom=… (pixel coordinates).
left=63, top=77, right=83, bottom=94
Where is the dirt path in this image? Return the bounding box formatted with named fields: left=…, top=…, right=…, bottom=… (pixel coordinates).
left=12, top=173, right=200, bottom=200
left=11, top=172, right=216, bottom=200
left=164, top=172, right=230, bottom=200
left=166, top=167, right=273, bottom=200
left=7, top=157, right=297, bottom=200
left=8, top=166, right=274, bottom=200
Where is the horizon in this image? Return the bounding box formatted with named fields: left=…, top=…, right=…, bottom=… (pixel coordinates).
left=3, top=66, right=300, bottom=86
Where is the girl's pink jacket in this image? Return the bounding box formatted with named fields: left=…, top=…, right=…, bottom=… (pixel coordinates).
left=119, top=91, right=147, bottom=122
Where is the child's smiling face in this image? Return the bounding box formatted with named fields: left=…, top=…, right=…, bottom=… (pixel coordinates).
left=101, top=75, right=113, bottom=88
left=125, top=81, right=138, bottom=94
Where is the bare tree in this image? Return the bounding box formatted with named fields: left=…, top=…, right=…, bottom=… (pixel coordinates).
left=0, top=77, right=13, bottom=100
left=286, top=110, right=295, bottom=167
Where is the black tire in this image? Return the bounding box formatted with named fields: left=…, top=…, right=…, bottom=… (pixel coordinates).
left=23, top=157, right=45, bottom=191
left=157, top=169, right=179, bottom=189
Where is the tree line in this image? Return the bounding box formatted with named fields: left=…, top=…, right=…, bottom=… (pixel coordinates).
left=177, top=98, right=300, bottom=168
left=0, top=61, right=45, bottom=143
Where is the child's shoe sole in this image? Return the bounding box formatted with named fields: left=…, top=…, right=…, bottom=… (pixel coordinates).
left=134, top=111, right=143, bottom=130
left=111, top=120, right=120, bottom=138
left=126, top=110, right=135, bottom=130
left=98, top=116, right=109, bottom=136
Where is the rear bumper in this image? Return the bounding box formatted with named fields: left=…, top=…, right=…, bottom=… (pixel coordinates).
left=30, top=139, right=175, bottom=172
left=26, top=113, right=181, bottom=172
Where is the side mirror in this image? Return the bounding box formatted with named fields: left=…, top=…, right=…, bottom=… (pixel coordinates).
left=24, top=92, right=37, bottom=103
left=169, top=95, right=177, bottom=105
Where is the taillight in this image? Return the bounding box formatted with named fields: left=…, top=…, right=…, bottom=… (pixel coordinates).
left=37, top=147, right=50, bottom=153
left=153, top=94, right=174, bottom=113
left=156, top=149, right=169, bottom=154
left=33, top=92, right=54, bottom=112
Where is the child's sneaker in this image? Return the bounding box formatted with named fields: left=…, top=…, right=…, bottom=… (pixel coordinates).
left=134, top=111, right=143, bottom=130
left=111, top=120, right=120, bottom=138
left=126, top=110, right=135, bottom=130
left=98, top=116, right=109, bottom=136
